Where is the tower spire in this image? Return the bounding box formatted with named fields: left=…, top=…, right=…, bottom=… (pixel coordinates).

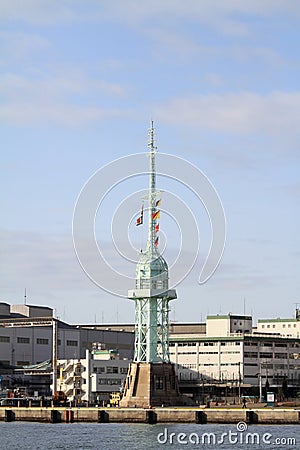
left=147, top=120, right=158, bottom=255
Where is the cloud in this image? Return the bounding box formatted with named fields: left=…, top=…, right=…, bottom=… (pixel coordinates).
left=0, top=71, right=130, bottom=125
left=155, top=91, right=300, bottom=138
left=1, top=1, right=299, bottom=33
left=0, top=31, right=51, bottom=65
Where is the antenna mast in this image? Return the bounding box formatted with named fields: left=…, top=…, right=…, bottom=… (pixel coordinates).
left=147, top=120, right=158, bottom=255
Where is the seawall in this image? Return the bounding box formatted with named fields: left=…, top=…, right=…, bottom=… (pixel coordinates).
left=0, top=407, right=300, bottom=424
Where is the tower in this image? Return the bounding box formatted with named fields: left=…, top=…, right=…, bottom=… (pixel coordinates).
left=120, top=122, right=184, bottom=407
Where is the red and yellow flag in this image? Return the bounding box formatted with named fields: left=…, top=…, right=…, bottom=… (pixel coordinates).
left=136, top=204, right=144, bottom=226
left=152, top=210, right=160, bottom=220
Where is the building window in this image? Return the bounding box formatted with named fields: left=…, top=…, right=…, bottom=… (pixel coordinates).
left=107, top=366, right=118, bottom=374
left=275, top=353, right=287, bottom=359
left=0, top=336, right=10, bottom=343
left=81, top=341, right=92, bottom=349
left=17, top=361, right=30, bottom=366
left=37, top=338, right=49, bottom=345
left=17, top=337, right=30, bottom=344
left=57, top=339, right=61, bottom=346
left=98, top=378, right=122, bottom=385
left=155, top=376, right=164, bottom=390
left=260, top=352, right=272, bottom=358
left=120, top=367, right=128, bottom=374
left=67, top=340, right=78, bottom=347
left=94, top=367, right=105, bottom=373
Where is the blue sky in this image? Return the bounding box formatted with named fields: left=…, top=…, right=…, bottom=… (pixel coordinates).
left=1, top=1, right=299, bottom=324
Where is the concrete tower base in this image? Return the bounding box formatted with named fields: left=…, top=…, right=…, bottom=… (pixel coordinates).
left=120, top=362, right=186, bottom=408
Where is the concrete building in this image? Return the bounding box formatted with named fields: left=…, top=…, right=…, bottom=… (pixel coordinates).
left=257, top=309, right=300, bottom=338
left=169, top=314, right=300, bottom=401
left=0, top=302, right=134, bottom=368
left=2, top=300, right=300, bottom=401
left=58, top=345, right=130, bottom=405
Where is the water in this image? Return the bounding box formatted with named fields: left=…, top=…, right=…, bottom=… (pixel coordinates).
left=0, top=422, right=298, bottom=450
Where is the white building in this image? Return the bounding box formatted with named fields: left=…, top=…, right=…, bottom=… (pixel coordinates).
left=169, top=313, right=300, bottom=400
left=257, top=309, right=300, bottom=338
left=0, top=302, right=134, bottom=367
left=58, top=345, right=130, bottom=405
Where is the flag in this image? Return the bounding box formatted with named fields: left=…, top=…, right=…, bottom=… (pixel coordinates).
left=155, top=224, right=159, bottom=233
left=155, top=199, right=161, bottom=207
left=155, top=237, right=159, bottom=246
left=152, top=210, right=160, bottom=220
left=136, top=216, right=143, bottom=226
left=136, top=204, right=144, bottom=226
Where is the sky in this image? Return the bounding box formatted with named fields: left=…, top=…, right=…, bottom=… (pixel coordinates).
left=1, top=1, right=300, bottom=325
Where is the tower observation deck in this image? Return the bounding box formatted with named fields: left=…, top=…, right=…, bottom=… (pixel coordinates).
left=120, top=123, right=184, bottom=408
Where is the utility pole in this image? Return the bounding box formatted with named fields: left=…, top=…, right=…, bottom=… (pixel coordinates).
left=52, top=318, right=58, bottom=395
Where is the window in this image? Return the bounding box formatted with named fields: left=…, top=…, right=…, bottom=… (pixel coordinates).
left=57, top=339, right=61, bottom=346
left=37, top=338, right=48, bottom=345
left=0, top=336, right=10, bottom=343
left=66, top=340, right=78, bottom=347
left=81, top=341, right=92, bottom=349
left=178, top=351, right=197, bottom=355
left=98, top=378, right=122, bottom=385
left=94, top=367, right=105, bottom=373
left=17, top=337, right=30, bottom=344
left=155, top=376, right=164, bottom=390
left=244, top=352, right=258, bottom=358
left=260, top=352, right=273, bottom=358
left=274, top=353, right=287, bottom=359
left=17, top=361, right=30, bottom=366
left=107, top=366, right=118, bottom=374
left=120, top=367, right=128, bottom=374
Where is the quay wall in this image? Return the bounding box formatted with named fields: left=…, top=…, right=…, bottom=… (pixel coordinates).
left=0, top=407, right=299, bottom=424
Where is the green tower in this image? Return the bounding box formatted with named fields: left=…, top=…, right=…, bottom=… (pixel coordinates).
left=120, top=122, right=184, bottom=408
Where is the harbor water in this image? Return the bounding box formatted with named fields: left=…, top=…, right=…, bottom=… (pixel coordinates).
left=0, top=422, right=298, bottom=449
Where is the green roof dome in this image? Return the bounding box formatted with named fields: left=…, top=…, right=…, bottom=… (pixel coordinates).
left=135, top=249, right=169, bottom=291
